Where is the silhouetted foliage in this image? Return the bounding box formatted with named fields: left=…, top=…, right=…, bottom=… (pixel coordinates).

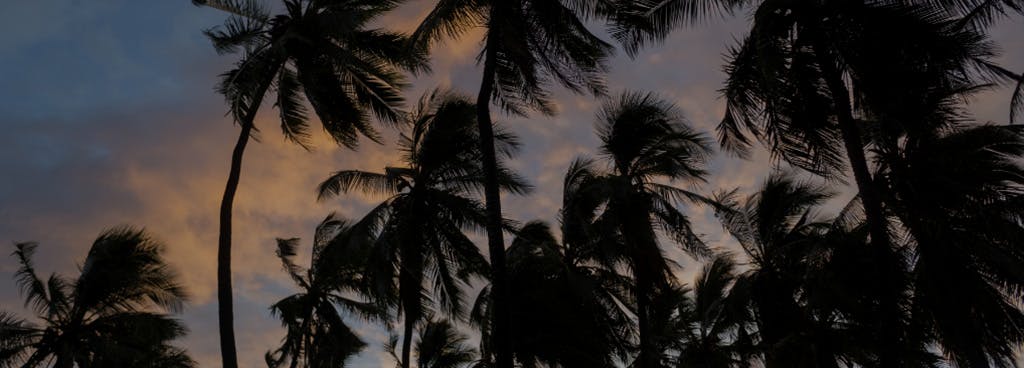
left=471, top=222, right=634, bottom=368
left=318, top=90, right=528, bottom=368
left=196, top=0, right=428, bottom=365
left=266, top=215, right=383, bottom=368
left=0, top=227, right=194, bottom=368
left=561, top=91, right=717, bottom=367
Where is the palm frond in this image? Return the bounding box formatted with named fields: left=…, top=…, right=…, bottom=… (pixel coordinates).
left=11, top=243, right=50, bottom=316
left=318, top=170, right=402, bottom=200
left=274, top=66, right=312, bottom=149
left=409, top=0, right=486, bottom=50
left=0, top=311, right=40, bottom=368
left=74, top=226, right=188, bottom=315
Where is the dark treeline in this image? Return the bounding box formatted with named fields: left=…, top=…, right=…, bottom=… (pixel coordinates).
left=2, top=0, right=1024, bottom=366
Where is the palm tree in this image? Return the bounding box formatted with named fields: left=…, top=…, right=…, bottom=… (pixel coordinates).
left=409, top=1, right=620, bottom=364
left=0, top=227, right=194, bottom=368
left=387, top=319, right=478, bottom=368
left=714, top=172, right=871, bottom=368
left=317, top=90, right=528, bottom=368
left=193, top=1, right=427, bottom=365
left=869, top=82, right=1024, bottom=367
left=471, top=221, right=634, bottom=368
left=648, top=255, right=748, bottom=368
left=565, top=91, right=714, bottom=367
left=712, top=6, right=1024, bottom=364
left=265, top=214, right=382, bottom=368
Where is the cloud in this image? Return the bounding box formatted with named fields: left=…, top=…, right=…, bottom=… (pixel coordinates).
left=2, top=2, right=1023, bottom=368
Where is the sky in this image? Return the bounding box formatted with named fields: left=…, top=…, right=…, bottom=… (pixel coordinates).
left=0, top=1, right=1021, bottom=367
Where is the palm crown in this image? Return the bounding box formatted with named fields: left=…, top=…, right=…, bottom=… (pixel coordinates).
left=566, top=91, right=715, bottom=367
left=0, top=227, right=193, bottom=368
left=266, top=215, right=383, bottom=368
left=203, top=0, right=427, bottom=147
left=317, top=90, right=529, bottom=368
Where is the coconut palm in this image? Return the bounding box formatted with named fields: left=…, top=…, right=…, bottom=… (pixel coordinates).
left=0, top=227, right=194, bottom=368
left=714, top=173, right=876, bottom=368
left=415, top=319, right=477, bottom=368
left=869, top=82, right=1024, bottom=367
left=713, top=6, right=1024, bottom=364
left=409, top=1, right=619, bottom=364
left=387, top=319, right=478, bottom=368
left=647, top=255, right=749, bottom=368
left=563, top=91, right=714, bottom=367
left=265, top=214, right=382, bottom=368
left=193, top=1, right=427, bottom=365
left=471, top=221, right=634, bottom=368
left=317, top=90, right=528, bottom=368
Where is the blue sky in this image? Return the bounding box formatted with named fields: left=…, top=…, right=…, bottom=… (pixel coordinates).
left=1, top=1, right=1021, bottom=367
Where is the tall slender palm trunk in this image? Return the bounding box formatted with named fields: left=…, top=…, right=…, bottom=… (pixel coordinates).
left=635, top=265, right=655, bottom=368
left=813, top=40, right=901, bottom=368
left=399, top=234, right=425, bottom=368
left=401, top=302, right=416, bottom=368
left=218, top=77, right=274, bottom=368
left=813, top=46, right=887, bottom=250
left=621, top=196, right=660, bottom=368
left=217, top=118, right=252, bottom=368
left=477, top=24, right=513, bottom=368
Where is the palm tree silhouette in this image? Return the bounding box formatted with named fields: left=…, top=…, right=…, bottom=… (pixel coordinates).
left=265, top=214, right=383, bottom=368
left=193, top=1, right=427, bottom=365
left=386, top=319, right=478, bottom=368
left=714, top=173, right=870, bottom=368
left=318, top=90, right=528, bottom=368
left=0, top=227, right=194, bottom=368
left=712, top=6, right=1024, bottom=364
left=565, top=91, right=715, bottom=367
left=471, top=221, right=634, bottom=368
left=409, top=1, right=619, bottom=364
left=870, top=82, right=1024, bottom=367
left=647, top=255, right=748, bottom=368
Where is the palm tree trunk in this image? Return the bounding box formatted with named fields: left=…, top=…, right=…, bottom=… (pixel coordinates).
left=399, top=249, right=422, bottom=368
left=477, top=24, right=513, bottom=368
left=402, top=310, right=415, bottom=368
left=813, top=47, right=887, bottom=251
left=635, top=269, right=655, bottom=368
left=813, top=39, right=901, bottom=368
left=217, top=116, right=251, bottom=368
left=623, top=198, right=660, bottom=368
left=217, top=77, right=273, bottom=368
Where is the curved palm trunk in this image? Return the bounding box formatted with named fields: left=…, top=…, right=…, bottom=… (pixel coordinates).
left=477, top=24, right=513, bottom=368
left=218, top=77, right=273, bottom=368
left=217, top=117, right=252, bottom=368
left=813, top=40, right=901, bottom=368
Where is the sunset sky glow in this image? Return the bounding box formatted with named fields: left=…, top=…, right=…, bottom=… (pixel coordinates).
left=1, top=1, right=1021, bottom=367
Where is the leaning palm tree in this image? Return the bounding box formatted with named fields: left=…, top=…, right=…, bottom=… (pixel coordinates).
left=567, top=91, right=715, bottom=367
left=265, top=214, right=382, bottom=368
left=471, top=221, right=634, bottom=368
left=0, top=227, right=194, bottom=368
left=318, top=90, right=528, bottom=368
left=409, top=2, right=619, bottom=364
left=193, top=1, right=427, bottom=365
